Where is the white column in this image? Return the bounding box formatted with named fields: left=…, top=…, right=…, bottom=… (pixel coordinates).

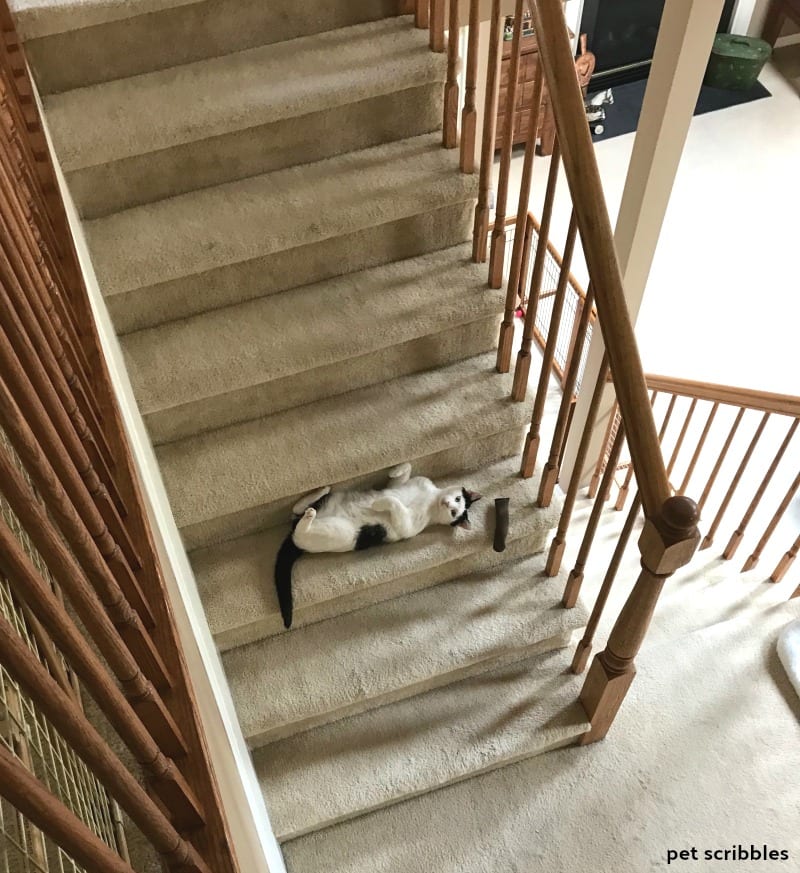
left=560, top=0, right=726, bottom=489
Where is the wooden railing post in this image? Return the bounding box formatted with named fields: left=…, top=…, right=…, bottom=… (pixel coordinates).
left=460, top=0, right=480, bottom=172
left=579, top=496, right=700, bottom=743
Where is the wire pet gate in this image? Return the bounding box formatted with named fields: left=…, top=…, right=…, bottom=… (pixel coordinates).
left=0, top=429, right=128, bottom=873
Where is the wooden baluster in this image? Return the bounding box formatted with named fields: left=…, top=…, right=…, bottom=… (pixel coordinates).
left=460, top=0, right=480, bottom=172
left=0, top=440, right=170, bottom=690
left=520, top=211, right=578, bottom=477
left=562, top=422, right=626, bottom=608
left=588, top=399, right=620, bottom=499
left=0, top=245, right=120, bottom=518
left=537, top=284, right=596, bottom=506
left=580, top=496, right=700, bottom=743
left=546, top=355, right=609, bottom=576
left=742, top=470, right=800, bottom=572
left=614, top=390, right=660, bottom=510
left=488, top=0, right=524, bottom=287
left=510, top=137, right=560, bottom=388
left=666, top=397, right=697, bottom=480
left=497, top=68, right=545, bottom=373
left=472, top=0, right=502, bottom=262
left=771, top=533, right=800, bottom=584
left=517, top=213, right=534, bottom=305
left=0, top=745, right=138, bottom=873
left=0, top=377, right=154, bottom=628
left=0, top=325, right=146, bottom=580
left=15, top=599, right=74, bottom=699
left=678, top=401, right=719, bottom=495
left=430, top=0, right=445, bottom=50
left=573, top=492, right=642, bottom=674
left=0, top=624, right=211, bottom=870
left=723, top=417, right=798, bottom=560
left=0, top=519, right=203, bottom=825
left=443, top=0, right=460, bottom=147
left=697, top=406, right=745, bottom=513
left=700, top=411, right=770, bottom=550
left=415, top=0, right=430, bottom=28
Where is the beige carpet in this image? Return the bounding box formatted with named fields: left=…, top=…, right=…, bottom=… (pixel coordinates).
left=26, top=4, right=601, bottom=869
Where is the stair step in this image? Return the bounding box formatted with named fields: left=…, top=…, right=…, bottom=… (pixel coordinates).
left=123, top=245, right=501, bottom=444
left=156, top=352, right=533, bottom=550
left=46, top=19, right=445, bottom=216
left=87, top=133, right=475, bottom=332
left=25, top=1, right=401, bottom=94
left=256, top=647, right=589, bottom=841
left=224, top=558, right=585, bottom=749
left=194, top=457, right=562, bottom=650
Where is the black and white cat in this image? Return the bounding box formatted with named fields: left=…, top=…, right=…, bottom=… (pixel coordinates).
left=274, top=463, right=481, bottom=628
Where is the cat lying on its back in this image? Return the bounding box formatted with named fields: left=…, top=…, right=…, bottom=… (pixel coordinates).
left=274, top=463, right=481, bottom=628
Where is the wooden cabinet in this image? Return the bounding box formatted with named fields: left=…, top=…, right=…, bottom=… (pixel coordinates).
left=495, top=32, right=557, bottom=157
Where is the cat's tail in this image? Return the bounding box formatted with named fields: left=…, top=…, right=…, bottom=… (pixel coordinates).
left=275, top=533, right=304, bottom=629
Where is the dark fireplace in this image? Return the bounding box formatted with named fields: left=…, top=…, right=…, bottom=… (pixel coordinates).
left=579, top=0, right=738, bottom=88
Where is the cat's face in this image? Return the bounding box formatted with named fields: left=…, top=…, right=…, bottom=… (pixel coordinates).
left=438, top=486, right=482, bottom=529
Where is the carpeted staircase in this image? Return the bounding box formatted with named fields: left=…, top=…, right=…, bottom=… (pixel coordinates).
left=23, top=0, right=589, bottom=864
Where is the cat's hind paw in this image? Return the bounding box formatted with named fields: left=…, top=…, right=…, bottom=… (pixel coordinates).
left=388, top=462, right=412, bottom=482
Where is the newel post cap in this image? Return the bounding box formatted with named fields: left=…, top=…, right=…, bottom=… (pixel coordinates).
left=638, top=495, right=701, bottom=575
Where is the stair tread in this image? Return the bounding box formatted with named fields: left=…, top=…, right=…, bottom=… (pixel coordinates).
left=256, top=647, right=589, bottom=841
left=85, top=132, right=475, bottom=298
left=193, top=456, right=560, bottom=650
left=12, top=0, right=202, bottom=40
left=122, top=245, right=498, bottom=417
left=45, top=18, right=444, bottom=171
left=224, top=557, right=585, bottom=747
left=156, top=353, right=531, bottom=534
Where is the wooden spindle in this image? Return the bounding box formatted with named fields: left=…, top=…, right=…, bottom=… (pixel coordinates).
left=517, top=213, right=534, bottom=303
left=520, top=211, right=578, bottom=476
left=580, top=496, right=700, bottom=743
left=679, top=401, right=719, bottom=495
left=472, top=0, right=502, bottom=262
left=697, top=406, right=745, bottom=513
left=510, top=139, right=561, bottom=391
left=723, top=417, right=798, bottom=560
left=546, top=356, right=609, bottom=576
left=0, top=744, right=137, bottom=873
left=415, top=0, right=430, bottom=28
left=742, top=470, right=800, bottom=572
left=666, top=397, right=697, bottom=480
left=15, top=599, right=75, bottom=699
left=497, top=67, right=545, bottom=373
left=537, top=284, right=596, bottom=507
left=0, top=440, right=170, bottom=690
left=770, top=533, right=800, bottom=584
left=0, top=337, right=152, bottom=627
left=0, top=622, right=210, bottom=869
left=443, top=0, right=460, bottom=147
left=430, top=0, right=445, bottom=50
left=562, top=423, right=626, bottom=608
left=573, top=492, right=642, bottom=674
left=460, top=0, right=480, bottom=172
left=614, top=390, right=658, bottom=510
left=0, top=519, right=208, bottom=833
left=488, top=0, right=524, bottom=287
left=588, top=399, right=620, bottom=499
left=700, top=411, right=770, bottom=550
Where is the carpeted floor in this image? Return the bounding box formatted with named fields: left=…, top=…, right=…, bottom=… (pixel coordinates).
left=589, top=77, right=771, bottom=142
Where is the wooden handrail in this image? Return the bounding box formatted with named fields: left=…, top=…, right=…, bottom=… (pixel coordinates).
left=529, top=0, right=670, bottom=521
left=642, top=373, right=800, bottom=418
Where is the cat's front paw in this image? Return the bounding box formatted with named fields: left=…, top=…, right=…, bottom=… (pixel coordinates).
left=303, top=507, right=316, bottom=521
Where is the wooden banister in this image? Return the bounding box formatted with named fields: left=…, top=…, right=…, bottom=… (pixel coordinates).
left=529, top=0, right=671, bottom=521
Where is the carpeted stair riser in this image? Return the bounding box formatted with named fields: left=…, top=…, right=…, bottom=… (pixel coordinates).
left=143, top=316, right=502, bottom=446
left=257, top=650, right=590, bottom=842
left=177, top=426, right=527, bottom=551
left=68, top=85, right=443, bottom=219
left=193, top=457, right=562, bottom=649
left=225, top=562, right=584, bottom=748
left=109, top=202, right=475, bottom=334
left=26, top=1, right=403, bottom=95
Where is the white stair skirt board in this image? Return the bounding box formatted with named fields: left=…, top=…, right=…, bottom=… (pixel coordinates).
left=778, top=619, right=800, bottom=702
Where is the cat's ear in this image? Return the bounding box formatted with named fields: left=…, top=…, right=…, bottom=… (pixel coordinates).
left=462, top=488, right=482, bottom=507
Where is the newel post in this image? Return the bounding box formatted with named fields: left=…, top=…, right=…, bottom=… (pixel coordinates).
left=578, top=495, right=700, bottom=744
